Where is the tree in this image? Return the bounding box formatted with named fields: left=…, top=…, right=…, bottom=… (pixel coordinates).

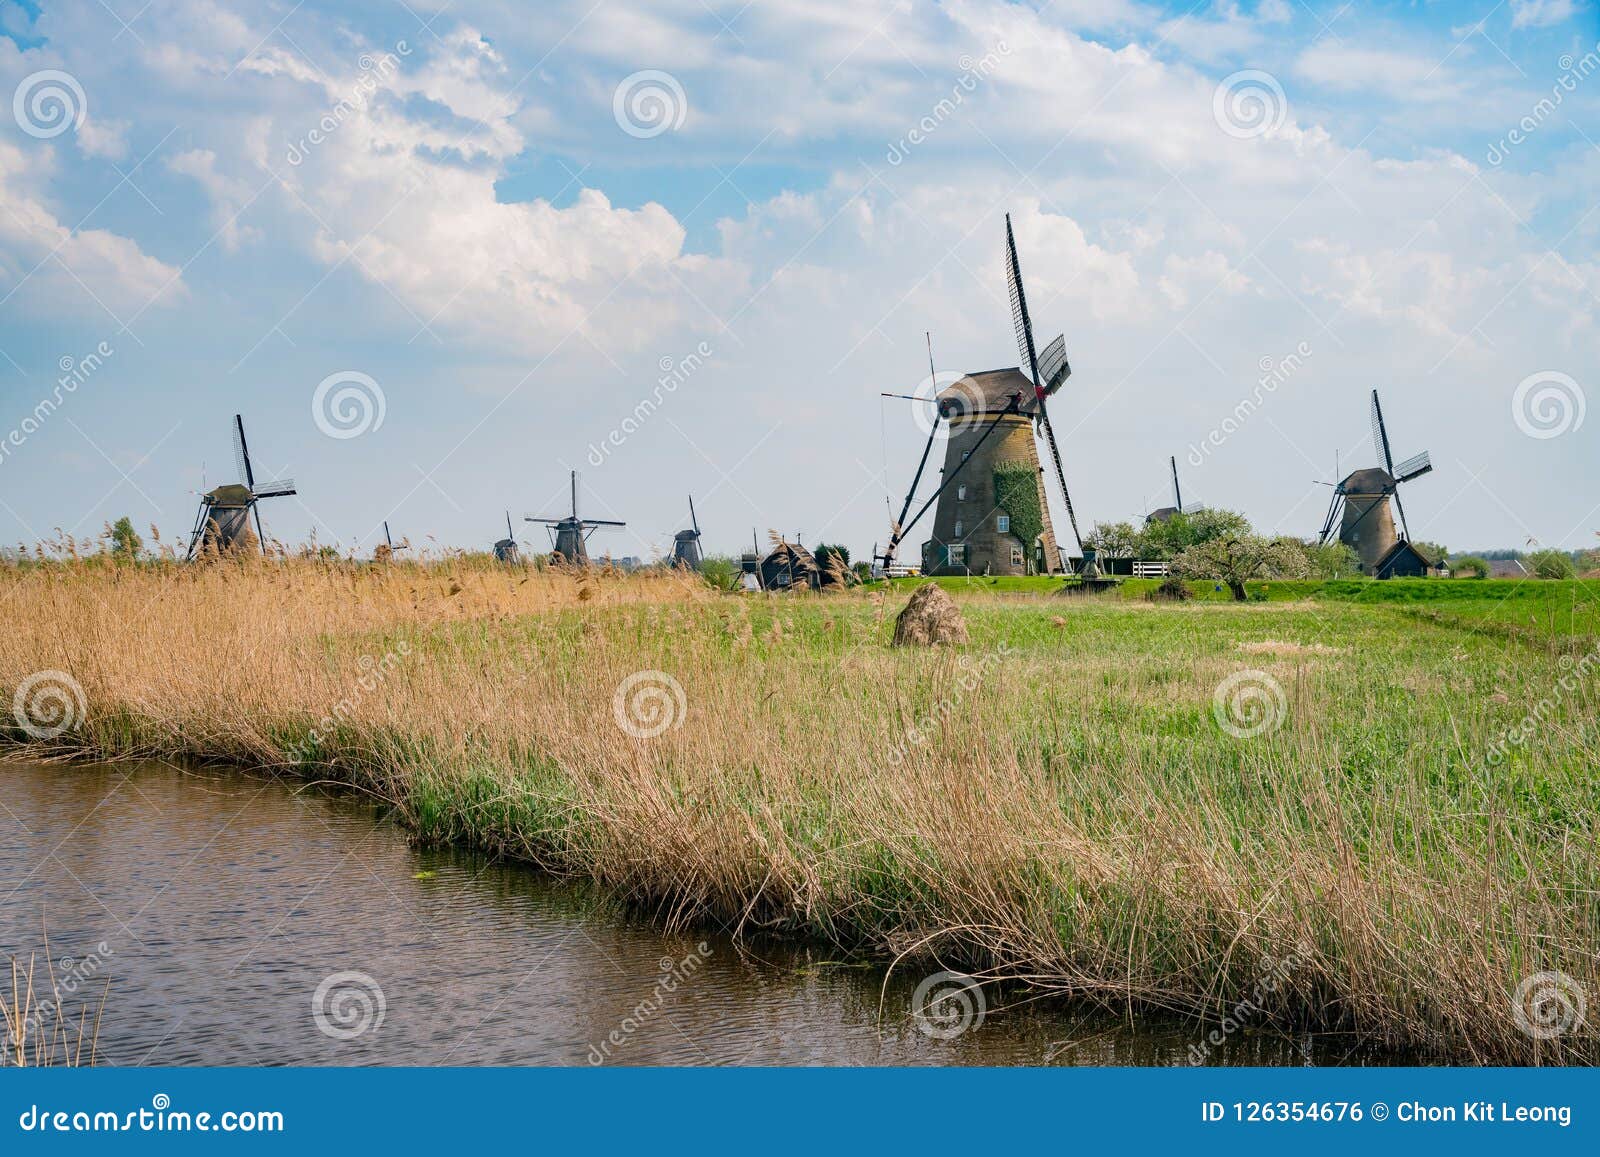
left=1141, top=508, right=1253, bottom=560
left=109, top=516, right=143, bottom=559
left=1082, top=520, right=1142, bottom=559
left=1526, top=549, right=1575, bottom=580
left=1172, top=534, right=1310, bottom=601
left=1411, top=541, right=1448, bottom=567
left=1303, top=539, right=1362, bottom=579
left=812, top=543, right=850, bottom=572
left=1451, top=555, right=1490, bottom=578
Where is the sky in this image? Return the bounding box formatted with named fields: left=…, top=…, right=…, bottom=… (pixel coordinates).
left=0, top=0, right=1596, bottom=561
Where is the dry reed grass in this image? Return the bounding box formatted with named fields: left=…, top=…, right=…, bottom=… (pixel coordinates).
left=1, top=554, right=1595, bottom=1064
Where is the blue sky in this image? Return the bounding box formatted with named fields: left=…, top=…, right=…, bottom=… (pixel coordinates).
left=1, top=0, right=1596, bottom=559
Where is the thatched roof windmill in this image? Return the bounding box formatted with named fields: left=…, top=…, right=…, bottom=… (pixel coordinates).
left=492, top=511, right=520, bottom=563
left=1317, top=389, right=1434, bottom=577
left=526, top=470, right=625, bottom=566
left=669, top=495, right=703, bottom=570
left=374, top=520, right=408, bottom=562
left=186, top=414, right=296, bottom=559
left=878, top=215, right=1082, bottom=577
left=1147, top=456, right=1203, bottom=524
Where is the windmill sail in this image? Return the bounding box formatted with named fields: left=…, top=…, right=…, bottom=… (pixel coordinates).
left=1037, top=334, right=1070, bottom=396
left=1004, top=214, right=1082, bottom=554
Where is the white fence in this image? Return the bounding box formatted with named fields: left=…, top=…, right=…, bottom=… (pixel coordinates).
left=1132, top=560, right=1170, bottom=578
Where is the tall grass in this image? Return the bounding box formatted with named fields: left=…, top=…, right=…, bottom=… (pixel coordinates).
left=1, top=555, right=1595, bottom=1063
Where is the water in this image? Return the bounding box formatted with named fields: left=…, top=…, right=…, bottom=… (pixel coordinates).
left=0, top=760, right=1376, bottom=1066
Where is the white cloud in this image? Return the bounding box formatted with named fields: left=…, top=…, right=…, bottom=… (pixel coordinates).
left=1510, top=0, right=1580, bottom=29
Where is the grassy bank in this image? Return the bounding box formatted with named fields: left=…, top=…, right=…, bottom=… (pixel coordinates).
left=2, top=556, right=1597, bottom=1063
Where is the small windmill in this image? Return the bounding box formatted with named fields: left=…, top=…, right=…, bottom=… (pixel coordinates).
left=1317, top=389, right=1433, bottom=576
left=492, top=511, right=520, bottom=563
left=670, top=495, right=703, bottom=570
left=1146, top=456, right=1204, bottom=524
left=526, top=470, right=625, bottom=566
left=375, top=520, right=408, bottom=562
left=186, top=414, right=296, bottom=559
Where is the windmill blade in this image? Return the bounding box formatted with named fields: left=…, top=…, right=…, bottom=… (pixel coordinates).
left=1370, top=390, right=1396, bottom=476
left=233, top=415, right=253, bottom=488
left=1170, top=455, right=1183, bottom=510
left=1393, top=450, right=1432, bottom=483
left=587, top=519, right=627, bottom=528
left=1037, top=334, right=1070, bottom=396
left=1004, top=215, right=1040, bottom=387
left=688, top=494, right=699, bottom=536
left=254, top=478, right=296, bottom=498
left=1318, top=491, right=1345, bottom=544
left=524, top=514, right=563, bottom=524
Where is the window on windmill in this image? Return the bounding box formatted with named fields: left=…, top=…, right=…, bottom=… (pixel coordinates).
left=1011, top=545, right=1024, bottom=568
left=957, top=484, right=967, bottom=501
left=954, top=520, right=964, bottom=538
left=948, top=543, right=966, bottom=565
left=996, top=514, right=1010, bottom=534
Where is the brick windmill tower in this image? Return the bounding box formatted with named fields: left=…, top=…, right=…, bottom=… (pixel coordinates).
left=880, top=215, right=1081, bottom=577
left=1317, top=389, right=1433, bottom=577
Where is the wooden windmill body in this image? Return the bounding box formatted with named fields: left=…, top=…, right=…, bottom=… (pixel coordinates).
left=526, top=471, right=624, bottom=567
left=186, top=415, right=296, bottom=559
left=1317, top=390, right=1433, bottom=578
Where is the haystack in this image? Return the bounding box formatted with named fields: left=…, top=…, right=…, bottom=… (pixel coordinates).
left=892, top=583, right=968, bottom=647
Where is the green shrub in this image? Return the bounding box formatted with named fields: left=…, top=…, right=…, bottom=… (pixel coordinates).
left=1451, top=555, right=1490, bottom=578
left=1527, top=549, right=1576, bottom=580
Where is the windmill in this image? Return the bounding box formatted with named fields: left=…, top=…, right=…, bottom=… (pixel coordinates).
left=877, top=216, right=1081, bottom=577
left=375, top=520, right=408, bottom=562
left=186, top=414, right=296, bottom=559
left=526, top=470, right=625, bottom=566
left=492, top=511, right=520, bottom=564
left=670, top=495, right=703, bottom=570
left=1146, top=456, right=1204, bottom=524
left=1317, top=389, right=1433, bottom=577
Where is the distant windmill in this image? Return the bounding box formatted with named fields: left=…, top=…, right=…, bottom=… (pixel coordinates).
left=526, top=470, right=625, bottom=566
left=186, top=414, right=296, bottom=559
left=1146, top=456, right=1203, bottom=524
left=375, top=520, right=408, bottom=562
left=670, top=495, right=703, bottom=570
left=1317, top=389, right=1434, bottom=578
left=492, top=511, right=520, bottom=564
